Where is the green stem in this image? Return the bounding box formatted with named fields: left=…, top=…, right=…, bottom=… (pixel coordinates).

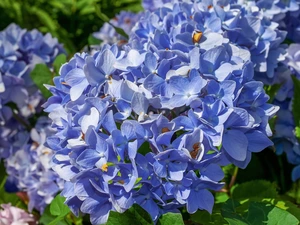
left=296, top=180, right=300, bottom=205
left=277, top=156, right=286, bottom=193
left=229, top=166, right=239, bottom=190
left=12, top=112, right=31, bottom=131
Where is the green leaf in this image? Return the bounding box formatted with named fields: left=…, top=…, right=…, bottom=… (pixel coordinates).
left=30, top=63, right=53, bottom=99
left=215, top=192, right=230, bottom=204
left=221, top=199, right=299, bottom=225
left=88, top=34, right=101, bottom=45
left=50, top=194, right=70, bottom=216
left=286, top=181, right=300, bottom=205
left=264, top=84, right=281, bottom=103
left=138, top=142, right=151, bottom=155
left=157, top=213, right=184, bottom=225
left=53, top=54, right=67, bottom=74
left=47, top=216, right=67, bottom=225
left=296, top=127, right=300, bottom=140
left=94, top=3, right=129, bottom=39
left=29, top=6, right=57, bottom=31
left=107, top=204, right=153, bottom=225
left=190, top=207, right=227, bottom=225
left=221, top=199, right=248, bottom=225
left=232, top=180, right=278, bottom=200
left=292, top=76, right=300, bottom=141
left=40, top=204, right=72, bottom=225
left=246, top=202, right=299, bottom=225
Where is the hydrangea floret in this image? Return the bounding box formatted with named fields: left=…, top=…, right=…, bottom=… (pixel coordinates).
left=0, top=203, right=37, bottom=225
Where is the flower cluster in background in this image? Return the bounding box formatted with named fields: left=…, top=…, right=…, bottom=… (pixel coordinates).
left=5, top=117, right=64, bottom=213
left=93, top=11, right=142, bottom=46
left=273, top=43, right=300, bottom=181
left=0, top=203, right=37, bottom=225
left=44, top=1, right=282, bottom=224
left=252, top=0, right=300, bottom=182
left=0, top=24, right=65, bottom=213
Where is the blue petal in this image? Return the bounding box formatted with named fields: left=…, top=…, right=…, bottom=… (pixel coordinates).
left=64, top=68, right=85, bottom=86
left=195, top=189, right=214, bottom=213
left=153, top=161, right=167, bottom=178
left=292, top=165, right=300, bottom=182
left=143, top=53, right=157, bottom=74
left=121, top=121, right=136, bottom=140
left=81, top=107, right=100, bottom=134
left=97, top=49, right=116, bottom=75
left=132, top=92, right=149, bottom=115
left=246, top=131, right=273, bottom=152
left=76, top=149, right=100, bottom=168
left=102, top=110, right=117, bottom=134
left=168, top=162, right=187, bottom=181
left=223, top=130, right=248, bottom=161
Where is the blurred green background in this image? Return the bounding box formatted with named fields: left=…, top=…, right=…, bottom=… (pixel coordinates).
left=0, top=0, right=142, bottom=54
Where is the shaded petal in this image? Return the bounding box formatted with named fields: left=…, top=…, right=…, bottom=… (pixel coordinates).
left=223, top=130, right=248, bottom=161
left=246, top=131, right=273, bottom=152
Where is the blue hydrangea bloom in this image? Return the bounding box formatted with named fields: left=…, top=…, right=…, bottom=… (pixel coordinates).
left=0, top=23, right=65, bottom=131
left=0, top=23, right=65, bottom=212
left=4, top=117, right=64, bottom=212
left=44, top=1, right=278, bottom=224
left=272, top=44, right=300, bottom=181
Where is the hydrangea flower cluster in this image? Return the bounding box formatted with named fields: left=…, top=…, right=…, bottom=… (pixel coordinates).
left=141, top=0, right=300, bottom=182
left=282, top=4, right=300, bottom=43
left=0, top=24, right=64, bottom=127
left=252, top=0, right=300, bottom=44
left=273, top=44, right=300, bottom=181
left=0, top=203, right=37, bottom=225
left=5, top=117, right=64, bottom=212
left=45, top=1, right=278, bottom=224
left=245, top=0, right=300, bottom=181
left=0, top=24, right=65, bottom=212
left=143, top=0, right=287, bottom=84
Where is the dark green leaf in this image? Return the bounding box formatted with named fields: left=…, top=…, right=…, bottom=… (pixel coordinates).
left=48, top=216, right=67, bottom=225
left=221, top=199, right=248, bottom=225
left=190, top=207, right=227, bottom=225
left=53, top=54, right=67, bottom=74
left=40, top=204, right=72, bottom=225
left=88, top=34, right=101, bottom=45
left=50, top=194, right=70, bottom=216
left=29, top=6, right=57, bottom=31
left=138, top=142, right=151, bottom=155
left=221, top=199, right=299, bottom=225
left=232, top=180, right=278, bottom=199
left=30, top=64, right=53, bottom=99
left=292, top=76, right=300, bottom=141
left=246, top=202, right=298, bottom=225
left=264, top=84, right=281, bottom=103
left=215, top=192, right=230, bottom=204
left=107, top=204, right=153, bottom=225
left=286, top=181, right=300, bottom=205
left=157, top=212, right=184, bottom=225
left=94, top=3, right=129, bottom=39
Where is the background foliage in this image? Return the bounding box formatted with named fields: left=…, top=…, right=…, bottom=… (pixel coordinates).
left=0, top=0, right=142, bottom=54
